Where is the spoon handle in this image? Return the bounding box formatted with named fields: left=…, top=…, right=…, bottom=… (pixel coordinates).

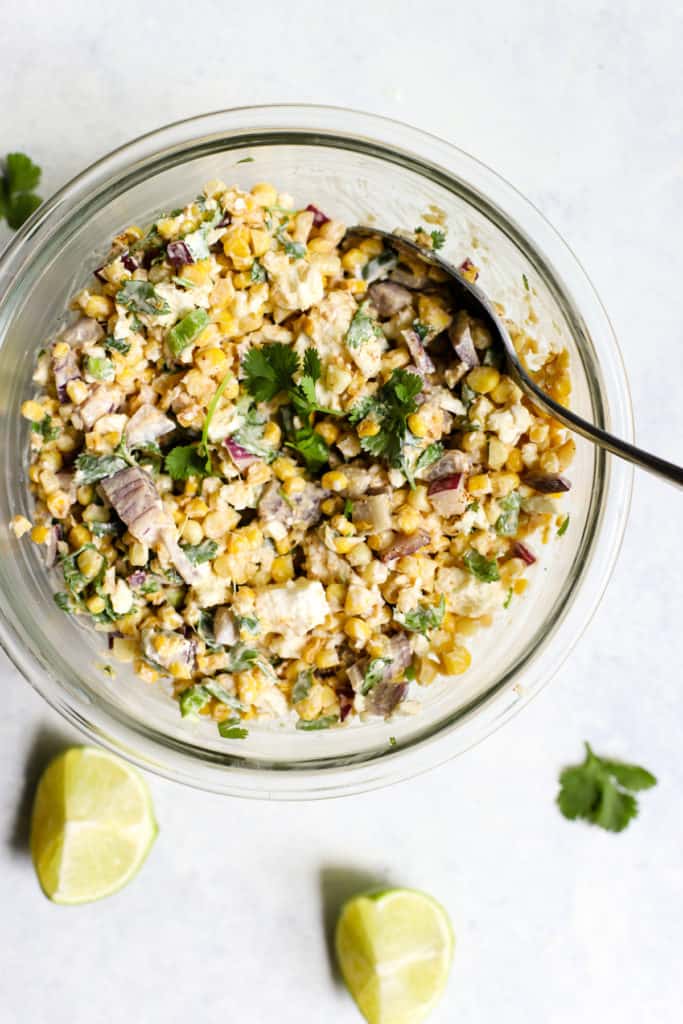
left=513, top=370, right=683, bottom=488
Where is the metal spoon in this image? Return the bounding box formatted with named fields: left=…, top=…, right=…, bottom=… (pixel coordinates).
left=349, top=226, right=683, bottom=488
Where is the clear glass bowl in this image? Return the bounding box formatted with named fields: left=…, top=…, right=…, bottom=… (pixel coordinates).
left=0, top=106, right=633, bottom=798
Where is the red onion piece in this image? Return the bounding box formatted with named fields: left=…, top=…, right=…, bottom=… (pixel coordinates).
left=427, top=474, right=468, bottom=516
left=402, top=329, right=435, bottom=376
left=127, top=570, right=148, bottom=588
left=121, top=252, right=138, bottom=272
left=224, top=437, right=259, bottom=471
left=166, top=240, right=194, bottom=267
left=427, top=473, right=463, bottom=496
left=458, top=258, right=479, bottom=281
left=305, top=204, right=330, bottom=227
left=512, top=541, right=536, bottom=565
left=217, top=212, right=232, bottom=228
left=522, top=473, right=571, bottom=493
left=381, top=529, right=430, bottom=562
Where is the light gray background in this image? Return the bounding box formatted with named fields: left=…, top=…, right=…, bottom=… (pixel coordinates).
left=2, top=2, right=682, bottom=1022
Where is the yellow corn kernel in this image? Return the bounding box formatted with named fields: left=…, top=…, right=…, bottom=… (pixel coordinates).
left=357, top=418, right=381, bottom=439
left=331, top=514, right=355, bottom=537
left=556, top=438, right=575, bottom=471
left=358, top=236, right=384, bottom=256
left=467, top=473, right=491, bottom=495
left=406, top=412, right=428, bottom=439
left=250, top=228, right=271, bottom=256
left=186, top=498, right=209, bottom=518
left=344, top=584, right=372, bottom=616
left=246, top=461, right=272, bottom=487
left=490, top=472, right=520, bottom=498
left=282, top=475, right=306, bottom=497
left=334, top=536, right=360, bottom=555
left=440, top=647, right=472, bottom=676
left=227, top=533, right=250, bottom=556
left=212, top=554, right=233, bottom=579
left=169, top=660, right=192, bottom=680
left=272, top=456, right=298, bottom=481
left=346, top=541, right=372, bottom=568
left=417, top=657, right=439, bottom=686
left=313, top=647, right=338, bottom=671
left=407, top=484, right=430, bottom=513
left=417, top=294, right=452, bottom=335
left=271, top=554, right=294, bottom=582
left=340, top=278, right=367, bottom=295
left=506, top=448, right=524, bottom=473
left=21, top=399, right=46, bottom=422
left=56, top=433, right=77, bottom=454
left=487, top=438, right=510, bottom=471
left=68, top=524, right=91, bottom=548
left=307, top=237, right=335, bottom=254
left=262, top=421, right=282, bottom=446
left=529, top=422, right=549, bottom=445
left=222, top=226, right=252, bottom=269
left=85, top=595, right=106, bottom=615
left=77, top=548, right=103, bottom=580
left=242, top=522, right=263, bottom=548
left=344, top=617, right=371, bottom=642
left=84, top=294, right=114, bottom=320
left=275, top=537, right=291, bottom=555
left=233, top=271, right=251, bottom=289
left=82, top=503, right=109, bottom=523
left=66, top=379, right=89, bottom=404
left=11, top=515, right=32, bottom=538
left=381, top=348, right=411, bottom=371
left=539, top=450, right=560, bottom=474
left=320, top=497, right=340, bottom=517
left=251, top=182, right=278, bottom=207
left=314, top=421, right=340, bottom=445
left=466, top=366, right=501, bottom=394
left=30, top=524, right=50, bottom=544
left=513, top=578, right=528, bottom=595
left=341, top=247, right=367, bottom=273
left=46, top=491, right=71, bottom=519
left=321, top=470, right=348, bottom=492
left=396, top=505, right=421, bottom=535
left=129, top=541, right=148, bottom=566
left=52, top=342, right=69, bottom=360
left=203, top=510, right=233, bottom=540
left=325, top=583, right=346, bottom=607
left=196, top=347, right=227, bottom=374
left=28, top=464, right=41, bottom=484
left=135, top=659, right=159, bottom=684
left=180, top=259, right=212, bottom=285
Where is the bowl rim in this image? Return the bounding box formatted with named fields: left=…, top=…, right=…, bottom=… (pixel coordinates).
left=0, top=104, right=633, bottom=798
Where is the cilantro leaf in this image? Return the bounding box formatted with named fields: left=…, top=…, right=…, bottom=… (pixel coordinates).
left=243, top=343, right=299, bottom=403
left=180, top=539, right=218, bottom=565
left=233, top=403, right=277, bottom=462
left=360, top=658, right=391, bottom=695
left=494, top=491, right=521, bottom=536
left=31, top=415, right=60, bottom=441
left=75, top=453, right=128, bottom=484
left=250, top=259, right=267, bottom=283
left=414, top=442, right=444, bottom=474
left=303, top=347, right=321, bottom=382
left=116, top=280, right=171, bottom=317
left=401, top=595, right=446, bottom=637
left=463, top=549, right=500, bottom=582
left=557, top=743, right=656, bottom=832
left=6, top=192, right=42, bottom=229
left=5, top=152, right=41, bottom=194
left=292, top=668, right=313, bottom=704
left=296, top=714, right=339, bottom=731
left=164, top=444, right=207, bottom=480
left=1, top=153, right=42, bottom=230
left=285, top=425, right=330, bottom=474
left=351, top=369, right=423, bottom=479
left=430, top=229, right=446, bottom=250
left=413, top=320, right=430, bottom=342
left=557, top=515, right=570, bottom=537
left=103, top=335, right=131, bottom=355
left=346, top=301, right=383, bottom=349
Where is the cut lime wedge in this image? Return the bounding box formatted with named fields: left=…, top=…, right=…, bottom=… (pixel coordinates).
left=336, top=888, right=454, bottom=1024
left=30, top=746, right=157, bottom=905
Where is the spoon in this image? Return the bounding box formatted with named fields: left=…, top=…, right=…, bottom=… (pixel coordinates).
left=349, top=226, right=683, bottom=488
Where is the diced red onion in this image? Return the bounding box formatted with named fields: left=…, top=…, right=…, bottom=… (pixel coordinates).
left=366, top=681, right=408, bottom=718
left=93, top=264, right=108, bottom=283
left=458, top=258, right=479, bottom=281
left=166, top=240, right=194, bottom=267
left=217, top=213, right=232, bottom=228
left=522, top=473, right=572, bottom=493
left=224, top=437, right=259, bottom=471
left=305, top=204, right=330, bottom=227
left=402, top=329, right=435, bottom=376
left=381, top=529, right=430, bottom=562
left=422, top=451, right=470, bottom=482
left=512, top=541, right=536, bottom=565
left=427, top=474, right=467, bottom=516
left=427, top=473, right=463, bottom=496
left=127, top=570, right=148, bottom=588
left=121, top=252, right=138, bottom=272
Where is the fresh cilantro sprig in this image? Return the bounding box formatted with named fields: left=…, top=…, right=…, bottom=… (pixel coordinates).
left=1, top=153, right=42, bottom=230
left=414, top=225, right=446, bottom=251
left=164, top=371, right=235, bottom=479
left=349, top=368, right=423, bottom=483
left=180, top=539, right=218, bottom=565
left=346, top=302, right=383, bottom=349
left=401, top=595, right=446, bottom=637
left=463, top=549, right=500, bottom=582
left=557, top=743, right=657, bottom=832
left=494, top=491, right=521, bottom=536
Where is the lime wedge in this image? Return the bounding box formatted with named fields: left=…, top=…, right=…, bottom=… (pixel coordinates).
left=335, top=888, right=454, bottom=1024
left=30, top=746, right=157, bottom=905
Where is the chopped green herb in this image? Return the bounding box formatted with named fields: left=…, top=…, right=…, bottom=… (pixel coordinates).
left=75, top=453, right=128, bottom=484
left=232, top=402, right=277, bottom=463
left=116, top=280, right=171, bottom=317
left=166, top=308, right=210, bottom=357
left=243, top=342, right=300, bottom=403
left=557, top=515, right=570, bottom=537
left=463, top=549, right=500, bottom=582
left=199, top=371, right=235, bottom=468
left=361, top=658, right=391, bottom=695
left=296, top=715, right=339, bottom=731
left=430, top=229, right=446, bottom=250
left=275, top=226, right=306, bottom=258
left=180, top=539, right=218, bottom=565
left=54, top=591, right=76, bottom=614
left=414, top=442, right=444, bottom=474
left=292, top=668, right=313, bottom=704
left=90, top=521, right=123, bottom=538
left=402, top=595, right=446, bottom=637
left=164, top=444, right=207, bottom=481
left=389, top=736, right=398, bottom=748
left=59, top=544, right=101, bottom=597
left=362, top=249, right=398, bottom=282
left=349, top=369, right=423, bottom=482
left=495, top=491, right=521, bottom=536
left=179, top=684, right=211, bottom=719
left=86, top=355, right=115, bottom=382
left=412, top=320, right=430, bottom=342
left=172, top=276, right=196, bottom=290
left=236, top=156, right=255, bottom=164
left=503, top=587, right=513, bottom=609
left=103, top=335, right=131, bottom=355
left=203, top=680, right=245, bottom=711
left=31, top=415, right=60, bottom=441
left=343, top=498, right=353, bottom=520
left=404, top=664, right=416, bottom=682
left=460, top=382, right=476, bottom=408
left=217, top=721, right=248, bottom=739
left=285, top=425, right=329, bottom=474
left=250, top=259, right=267, bottom=283
left=226, top=643, right=260, bottom=674
left=0, top=152, right=42, bottom=230
left=522, top=273, right=530, bottom=292
left=235, top=614, right=260, bottom=635
left=557, top=742, right=657, bottom=833
left=346, top=301, right=383, bottom=349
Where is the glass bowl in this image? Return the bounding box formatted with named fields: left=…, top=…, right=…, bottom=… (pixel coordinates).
left=0, top=106, right=633, bottom=799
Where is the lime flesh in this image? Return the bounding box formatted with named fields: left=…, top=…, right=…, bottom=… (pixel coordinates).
left=335, top=888, right=454, bottom=1024
left=30, top=746, right=157, bottom=905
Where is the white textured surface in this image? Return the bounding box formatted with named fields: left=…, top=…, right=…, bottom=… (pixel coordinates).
left=2, top=2, right=682, bottom=1021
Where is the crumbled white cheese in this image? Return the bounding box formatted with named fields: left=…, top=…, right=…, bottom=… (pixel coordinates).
left=436, top=566, right=506, bottom=616
left=254, top=579, right=329, bottom=637
left=263, top=252, right=325, bottom=312
left=487, top=403, right=532, bottom=446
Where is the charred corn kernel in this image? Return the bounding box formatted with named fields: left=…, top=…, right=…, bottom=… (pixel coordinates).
left=180, top=519, right=202, bottom=546
left=84, top=294, right=114, bottom=320
left=490, top=471, right=520, bottom=498
left=487, top=437, right=510, bottom=471
left=358, top=236, right=384, bottom=256
left=539, top=450, right=560, bottom=474
left=396, top=505, right=421, bottom=534
left=406, top=412, right=429, bottom=438
left=270, top=554, right=294, bottom=583
left=417, top=658, right=439, bottom=686
left=68, top=524, right=90, bottom=548
left=315, top=647, right=339, bottom=670
left=513, top=578, right=528, bottom=595
left=358, top=418, right=381, bottom=438
left=282, top=475, right=306, bottom=497
left=467, top=473, right=491, bottom=495
left=135, top=659, right=159, bottom=684
left=529, top=422, right=549, bottom=445
left=46, top=491, right=70, bottom=519
left=242, top=522, right=263, bottom=547
left=203, top=510, right=232, bottom=540
left=262, top=421, right=282, bottom=446
left=251, top=182, right=278, bottom=207
left=466, top=366, right=501, bottom=394
left=440, top=647, right=471, bottom=675
left=344, top=585, right=373, bottom=616
left=321, top=470, right=348, bottom=492
left=21, top=399, right=46, bottom=422
left=344, top=617, right=371, bottom=642
left=334, top=536, right=359, bottom=555
left=40, top=449, right=63, bottom=472
left=180, top=259, right=212, bottom=285
left=314, top=421, right=340, bottom=445
left=250, top=228, right=271, bottom=256
left=186, top=498, right=209, bottom=518
left=77, top=548, right=103, bottom=579
left=417, top=295, right=452, bottom=334
left=331, top=514, right=355, bottom=536
left=66, top=379, right=88, bottom=404
left=346, top=541, right=372, bottom=568
left=341, top=247, right=367, bottom=272
left=321, top=497, right=341, bottom=517
left=30, top=524, right=50, bottom=544
left=506, top=448, right=523, bottom=473
left=272, top=456, right=298, bottom=481
left=85, top=595, right=106, bottom=615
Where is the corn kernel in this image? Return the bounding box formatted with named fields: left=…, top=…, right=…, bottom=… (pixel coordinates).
left=396, top=505, right=421, bottom=535
left=66, top=379, right=88, bottom=405
left=440, top=647, right=471, bottom=676
left=321, top=470, right=348, bottom=492
left=77, top=548, right=103, bottom=579
left=341, top=247, right=367, bottom=273
left=344, top=585, right=373, bottom=616
left=358, top=236, right=384, bottom=256
left=272, top=456, right=298, bottom=481
left=417, top=294, right=452, bottom=334
left=334, top=536, right=360, bottom=555
left=506, top=448, right=524, bottom=473
left=466, top=366, right=501, bottom=394
left=181, top=259, right=212, bottom=285
left=10, top=515, right=32, bottom=538
left=417, top=658, right=439, bottom=686
left=513, top=578, right=528, bottom=595
left=490, top=472, right=520, bottom=498
left=28, top=465, right=41, bottom=483
left=331, top=514, right=355, bottom=537
left=135, top=659, right=159, bottom=684
left=85, top=595, right=106, bottom=614
left=344, top=617, right=371, bottom=642
left=314, top=421, right=340, bottom=445
left=46, top=491, right=70, bottom=519
left=129, top=541, right=148, bottom=566
left=346, top=541, right=372, bottom=568
left=467, top=473, right=491, bottom=495
left=186, top=498, right=209, bottom=518
left=321, top=497, right=340, bottom=517
left=357, top=418, right=381, bottom=439
left=406, top=412, right=429, bottom=439
left=262, top=421, right=282, bottom=446
left=68, top=525, right=91, bottom=548
left=275, top=537, right=291, bottom=555
left=407, top=484, right=430, bottom=512
left=84, top=294, right=114, bottom=320
left=203, top=510, right=232, bottom=540
left=227, top=533, right=250, bottom=555
left=282, top=475, right=306, bottom=497
left=181, top=519, right=203, bottom=546
left=250, top=228, right=271, bottom=256
left=315, top=647, right=339, bottom=670
left=271, top=554, right=294, bottom=583
left=30, top=524, right=50, bottom=544
left=251, top=182, right=278, bottom=207
left=21, top=399, right=46, bottom=422
left=242, top=522, right=263, bottom=547
left=488, top=437, right=510, bottom=471
left=213, top=554, right=233, bottom=579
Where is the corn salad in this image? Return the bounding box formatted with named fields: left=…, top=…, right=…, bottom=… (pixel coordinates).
left=15, top=179, right=574, bottom=737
